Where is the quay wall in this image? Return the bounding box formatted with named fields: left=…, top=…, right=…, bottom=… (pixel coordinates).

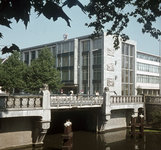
left=0, top=117, right=37, bottom=149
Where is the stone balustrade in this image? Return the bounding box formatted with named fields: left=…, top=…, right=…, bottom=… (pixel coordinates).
left=0, top=95, right=42, bottom=109
left=110, top=95, right=143, bottom=104
left=50, top=95, right=103, bottom=108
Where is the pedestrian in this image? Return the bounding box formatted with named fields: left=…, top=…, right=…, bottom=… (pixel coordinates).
left=67, top=91, right=70, bottom=96
left=70, top=89, right=74, bottom=95
left=95, top=90, right=99, bottom=97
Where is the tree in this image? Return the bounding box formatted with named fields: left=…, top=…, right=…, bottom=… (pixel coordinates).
left=85, top=0, right=161, bottom=48
left=24, top=47, right=63, bottom=94
left=0, top=51, right=26, bottom=93
left=0, top=0, right=161, bottom=49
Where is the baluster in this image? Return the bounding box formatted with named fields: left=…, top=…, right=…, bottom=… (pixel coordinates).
left=129, top=97, right=131, bottom=103
left=29, top=98, right=34, bottom=108
left=116, top=97, right=119, bottom=103
left=131, top=97, right=134, bottom=103
left=22, top=98, right=28, bottom=108
left=120, top=97, right=122, bottom=103
left=35, top=97, right=41, bottom=107
left=123, top=97, right=125, bottom=103
left=110, top=97, right=113, bottom=103
left=14, top=97, right=21, bottom=108
left=6, top=97, right=14, bottom=108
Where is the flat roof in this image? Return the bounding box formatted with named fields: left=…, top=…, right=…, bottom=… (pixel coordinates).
left=137, top=50, right=160, bottom=57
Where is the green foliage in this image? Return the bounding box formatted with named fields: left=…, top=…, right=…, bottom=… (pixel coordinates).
left=85, top=0, right=161, bottom=49
left=24, top=47, right=63, bottom=94
left=0, top=51, right=26, bottom=93
left=151, top=110, right=161, bottom=128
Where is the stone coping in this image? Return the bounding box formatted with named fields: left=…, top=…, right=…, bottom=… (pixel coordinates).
left=0, top=94, right=43, bottom=98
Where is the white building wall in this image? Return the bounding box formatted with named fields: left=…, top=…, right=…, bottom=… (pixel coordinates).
left=103, top=34, right=122, bottom=95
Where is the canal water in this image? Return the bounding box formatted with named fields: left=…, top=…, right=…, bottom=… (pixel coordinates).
left=8, top=129, right=161, bottom=150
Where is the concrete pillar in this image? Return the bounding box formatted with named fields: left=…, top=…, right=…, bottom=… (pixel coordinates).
left=33, top=84, right=51, bottom=146
left=97, top=87, right=111, bottom=132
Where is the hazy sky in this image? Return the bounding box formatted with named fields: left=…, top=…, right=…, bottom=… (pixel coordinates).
left=0, top=0, right=161, bottom=58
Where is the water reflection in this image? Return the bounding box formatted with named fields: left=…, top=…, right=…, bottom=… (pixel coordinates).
left=7, top=129, right=161, bottom=150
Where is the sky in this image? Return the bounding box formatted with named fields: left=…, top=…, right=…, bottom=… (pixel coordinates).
left=0, top=0, right=161, bottom=58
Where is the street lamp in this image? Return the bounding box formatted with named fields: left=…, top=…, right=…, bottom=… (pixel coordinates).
left=87, top=49, right=98, bottom=95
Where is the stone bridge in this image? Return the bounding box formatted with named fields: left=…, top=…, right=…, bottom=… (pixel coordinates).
left=1, top=87, right=158, bottom=149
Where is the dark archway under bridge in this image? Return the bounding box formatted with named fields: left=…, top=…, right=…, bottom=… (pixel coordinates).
left=48, top=108, right=100, bottom=134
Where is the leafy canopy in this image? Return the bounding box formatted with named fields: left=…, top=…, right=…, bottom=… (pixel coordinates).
left=0, top=51, right=26, bottom=93
left=24, top=47, right=63, bottom=94
left=0, top=0, right=161, bottom=49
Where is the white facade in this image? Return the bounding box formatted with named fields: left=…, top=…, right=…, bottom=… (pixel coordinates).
left=136, top=51, right=161, bottom=95
left=21, top=33, right=160, bottom=95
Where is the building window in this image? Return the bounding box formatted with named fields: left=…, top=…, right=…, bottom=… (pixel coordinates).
left=93, top=84, right=101, bottom=94
left=137, top=62, right=159, bottom=73
left=93, top=53, right=101, bottom=65
left=62, top=42, right=69, bottom=53
left=83, top=55, right=89, bottom=66
left=62, top=70, right=69, bottom=80
left=70, top=41, right=74, bottom=52
left=58, top=57, right=61, bottom=67
left=93, top=69, right=101, bottom=79
left=70, top=70, right=74, bottom=80
left=52, top=47, right=56, bottom=56
left=31, top=51, right=35, bottom=61
left=83, top=70, right=89, bottom=80
left=83, top=84, right=88, bottom=94
left=93, top=38, right=102, bottom=49
left=137, top=74, right=159, bottom=83
left=37, top=50, right=41, bottom=56
left=70, top=55, right=74, bottom=66
left=137, top=52, right=160, bottom=62
left=24, top=52, right=29, bottom=64
left=82, top=40, right=90, bottom=52
left=58, top=44, right=61, bottom=54
left=62, top=56, right=69, bottom=67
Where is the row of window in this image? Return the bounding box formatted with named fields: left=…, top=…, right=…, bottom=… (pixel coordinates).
left=137, top=74, right=159, bottom=83
left=83, top=53, right=101, bottom=66
left=58, top=42, right=74, bottom=54
left=122, top=43, right=135, bottom=56
left=82, top=69, right=101, bottom=80
left=137, top=52, right=160, bottom=62
left=61, top=70, right=74, bottom=81
left=122, top=56, right=133, bottom=69
left=82, top=38, right=102, bottom=52
left=137, top=62, right=159, bottom=73
left=122, top=84, right=134, bottom=95
left=122, top=70, right=133, bottom=83
left=83, top=84, right=101, bottom=94
left=58, top=56, right=74, bottom=67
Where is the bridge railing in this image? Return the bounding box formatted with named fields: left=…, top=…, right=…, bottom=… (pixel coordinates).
left=144, top=95, right=161, bottom=103
left=0, top=94, right=42, bottom=109
left=50, top=94, right=103, bottom=108
left=110, top=95, right=143, bottom=104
